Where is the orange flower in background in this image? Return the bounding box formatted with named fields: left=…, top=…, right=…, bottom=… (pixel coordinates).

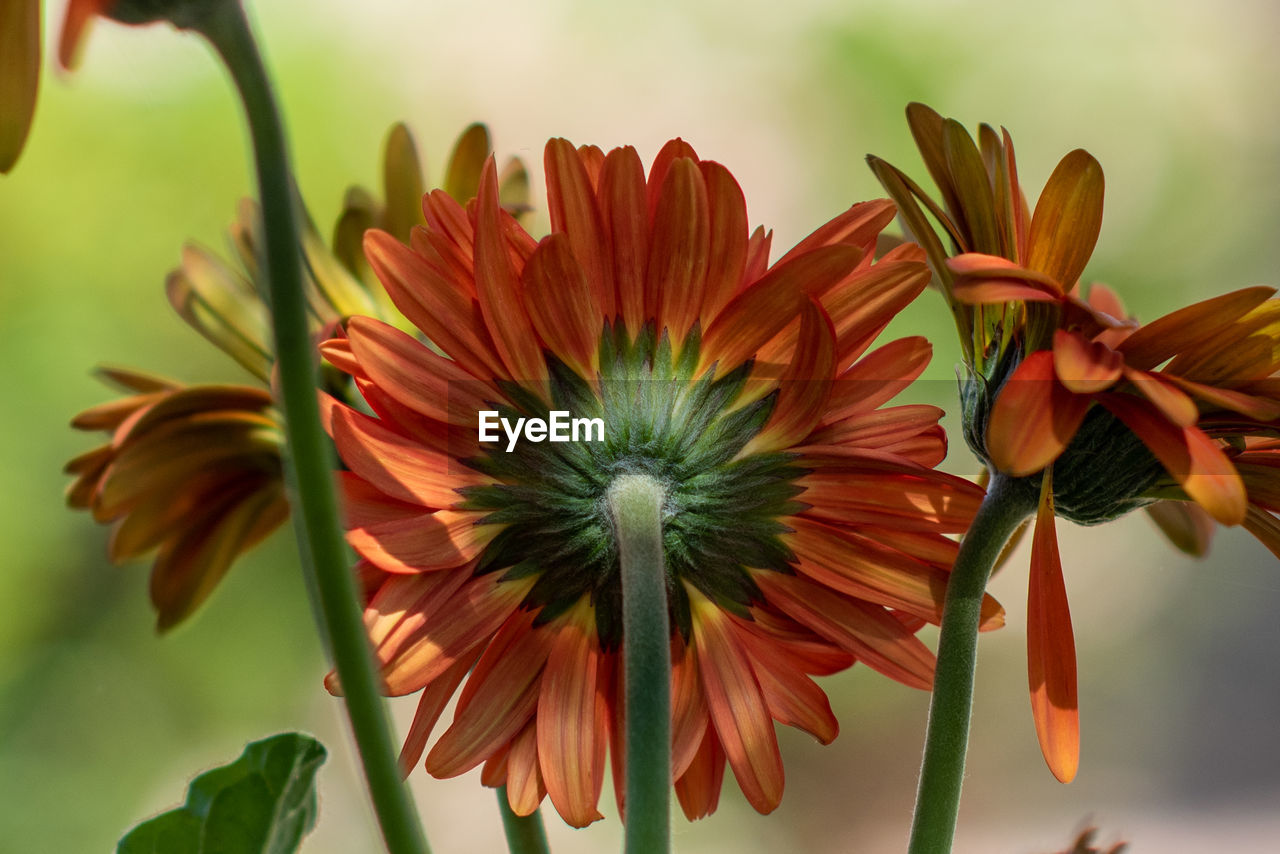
left=873, top=103, right=1280, bottom=784
left=66, top=123, right=527, bottom=629
left=321, top=136, right=1004, bottom=826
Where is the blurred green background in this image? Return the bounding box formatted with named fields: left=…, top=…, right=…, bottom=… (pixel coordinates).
left=2, top=0, right=1278, bottom=851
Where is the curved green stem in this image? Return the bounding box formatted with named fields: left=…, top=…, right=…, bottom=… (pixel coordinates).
left=908, top=472, right=1035, bottom=854
left=196, top=4, right=428, bottom=852
left=496, top=788, right=551, bottom=854
left=607, top=474, right=671, bottom=854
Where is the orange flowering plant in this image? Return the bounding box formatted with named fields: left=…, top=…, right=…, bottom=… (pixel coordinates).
left=870, top=104, right=1280, bottom=852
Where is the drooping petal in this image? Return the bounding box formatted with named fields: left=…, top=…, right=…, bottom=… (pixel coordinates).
left=671, top=643, right=710, bottom=779
left=755, top=571, right=935, bottom=690
left=948, top=253, right=1064, bottom=303
left=398, top=655, right=476, bottom=775
left=1027, top=475, right=1080, bottom=784
left=1145, top=500, right=1216, bottom=557
left=1052, top=330, right=1122, bottom=394
left=674, top=722, right=726, bottom=821
left=692, top=592, right=784, bottom=814
left=537, top=605, right=605, bottom=827
left=505, top=718, right=547, bottom=816
left=1098, top=393, right=1246, bottom=525
left=426, top=607, right=551, bottom=777
left=738, top=627, right=839, bottom=743
left=0, top=0, right=39, bottom=173
left=1122, top=367, right=1197, bottom=427
left=987, top=350, right=1091, bottom=476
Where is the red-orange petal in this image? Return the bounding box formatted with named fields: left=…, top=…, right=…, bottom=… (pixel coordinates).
left=698, top=161, right=749, bottom=325
left=397, top=655, right=476, bottom=775
left=747, top=298, right=836, bottom=453
left=599, top=146, right=649, bottom=331
left=1122, top=367, right=1198, bottom=427
left=473, top=159, right=547, bottom=387
left=756, top=571, right=935, bottom=690
left=987, top=350, right=1091, bottom=476
left=1052, top=330, right=1122, bottom=394
left=699, top=245, right=863, bottom=374
left=674, top=722, right=726, bottom=821
left=1098, top=393, right=1246, bottom=525
left=545, top=139, right=610, bottom=313
left=330, top=405, right=468, bottom=509
left=523, top=233, right=604, bottom=377
left=949, top=253, right=1064, bottom=303
left=1145, top=500, right=1216, bottom=557
left=739, top=630, right=839, bottom=743
left=1027, top=476, right=1080, bottom=783
left=671, top=645, right=709, bottom=780
left=777, top=199, right=896, bottom=264
left=692, top=593, right=784, bottom=814
left=824, top=336, right=932, bottom=421
left=537, top=607, right=605, bottom=827
left=347, top=510, right=496, bottom=574
left=1117, top=286, right=1275, bottom=370
left=427, top=607, right=551, bottom=777
left=649, top=157, right=710, bottom=343
left=505, top=718, right=547, bottom=816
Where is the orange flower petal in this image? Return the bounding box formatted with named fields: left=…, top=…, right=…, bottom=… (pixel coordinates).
left=537, top=609, right=606, bottom=827
left=776, top=199, right=896, bottom=264
left=674, top=722, right=726, bottom=821
left=740, top=638, right=838, bottom=744
left=806, top=404, right=945, bottom=449
left=397, top=655, right=476, bottom=776
left=1052, top=330, right=1122, bottom=394
left=698, top=161, right=749, bottom=325
left=1098, top=393, right=1246, bottom=525
left=799, top=467, right=983, bottom=533
left=599, top=146, right=648, bottom=331
left=330, top=406, right=468, bottom=509
left=1122, top=367, right=1198, bottom=427
left=1027, top=477, right=1080, bottom=783
left=1024, top=149, right=1104, bottom=288
left=523, top=233, right=604, bottom=377
left=671, top=647, right=709, bottom=780
left=948, top=253, right=1064, bottom=303
left=364, top=229, right=505, bottom=379
left=58, top=0, right=107, bottom=70
left=756, top=571, right=935, bottom=690
left=987, top=350, right=1091, bottom=476
left=1163, top=373, right=1280, bottom=421
left=693, top=594, right=784, bottom=814
left=649, top=156, right=711, bottom=343
left=426, top=608, right=550, bottom=776
left=1117, top=286, right=1275, bottom=370
left=505, top=718, right=547, bottom=816
left=545, top=138, right=610, bottom=314
left=699, top=244, right=863, bottom=374
left=473, top=159, right=547, bottom=387
left=346, top=509, right=496, bottom=574
left=646, top=138, right=699, bottom=214
left=747, top=298, right=836, bottom=453
left=343, top=316, right=498, bottom=427
left=825, top=336, right=933, bottom=420
left=1242, top=506, right=1280, bottom=559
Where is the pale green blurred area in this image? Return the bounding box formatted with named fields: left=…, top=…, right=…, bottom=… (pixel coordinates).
left=1, top=0, right=1278, bottom=851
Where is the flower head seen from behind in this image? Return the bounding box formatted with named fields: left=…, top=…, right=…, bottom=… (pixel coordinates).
left=65, top=123, right=526, bottom=629
left=321, top=136, right=1004, bottom=826
left=872, top=103, right=1280, bottom=783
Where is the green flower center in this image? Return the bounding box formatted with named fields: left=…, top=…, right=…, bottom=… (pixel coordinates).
left=461, top=322, right=807, bottom=647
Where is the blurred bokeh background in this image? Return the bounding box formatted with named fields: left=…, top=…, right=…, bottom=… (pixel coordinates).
left=3, top=0, right=1279, bottom=850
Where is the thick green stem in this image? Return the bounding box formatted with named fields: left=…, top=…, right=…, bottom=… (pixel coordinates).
left=607, top=474, right=671, bottom=854
left=196, top=4, right=428, bottom=852
left=908, top=472, right=1034, bottom=854
left=496, top=788, right=551, bottom=854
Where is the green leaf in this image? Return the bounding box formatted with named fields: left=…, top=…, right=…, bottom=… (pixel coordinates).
left=117, top=733, right=327, bottom=854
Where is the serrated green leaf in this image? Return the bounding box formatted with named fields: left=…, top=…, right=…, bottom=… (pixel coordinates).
left=117, top=733, right=327, bottom=854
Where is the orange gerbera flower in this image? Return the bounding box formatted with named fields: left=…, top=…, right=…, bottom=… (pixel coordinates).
left=320, top=137, right=1003, bottom=826
left=872, top=103, right=1280, bottom=783
left=66, top=124, right=526, bottom=628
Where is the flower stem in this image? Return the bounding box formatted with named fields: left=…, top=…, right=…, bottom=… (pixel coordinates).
left=496, top=788, right=551, bottom=854
left=908, top=472, right=1034, bottom=854
left=196, top=4, right=428, bottom=853
left=607, top=474, right=671, bottom=854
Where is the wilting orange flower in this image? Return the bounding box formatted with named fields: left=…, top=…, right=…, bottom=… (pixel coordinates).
left=872, top=103, right=1280, bottom=784
left=66, top=124, right=526, bottom=628
left=320, top=136, right=1003, bottom=825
